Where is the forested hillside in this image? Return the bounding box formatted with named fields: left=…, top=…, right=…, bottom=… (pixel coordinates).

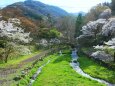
left=0, top=0, right=68, bottom=34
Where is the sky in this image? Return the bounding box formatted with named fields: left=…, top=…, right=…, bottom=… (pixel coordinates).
left=0, top=0, right=111, bottom=13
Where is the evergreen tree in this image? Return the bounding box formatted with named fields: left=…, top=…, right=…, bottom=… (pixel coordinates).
left=75, top=13, right=83, bottom=38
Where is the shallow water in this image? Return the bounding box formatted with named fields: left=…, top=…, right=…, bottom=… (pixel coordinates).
left=70, top=61, right=115, bottom=86
left=70, top=50, right=115, bottom=86
left=28, top=60, right=50, bottom=86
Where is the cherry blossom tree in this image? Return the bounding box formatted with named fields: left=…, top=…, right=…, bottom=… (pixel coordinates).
left=93, top=38, right=115, bottom=62
left=77, top=9, right=115, bottom=46
left=102, top=18, right=115, bottom=38
left=77, top=19, right=107, bottom=46
left=0, top=16, right=32, bottom=63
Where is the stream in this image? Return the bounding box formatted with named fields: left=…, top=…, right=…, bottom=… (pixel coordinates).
left=28, top=60, right=50, bottom=86
left=27, top=52, right=115, bottom=86
left=70, top=61, right=115, bottom=86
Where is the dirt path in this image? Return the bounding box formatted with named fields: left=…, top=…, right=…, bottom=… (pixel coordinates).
left=0, top=50, right=51, bottom=85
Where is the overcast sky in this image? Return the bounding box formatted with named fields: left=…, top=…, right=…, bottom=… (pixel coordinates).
left=0, top=0, right=111, bottom=13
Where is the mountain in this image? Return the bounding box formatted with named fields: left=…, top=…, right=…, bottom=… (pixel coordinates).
left=1, top=0, right=68, bottom=18
left=70, top=11, right=86, bottom=16
left=0, top=0, right=68, bottom=33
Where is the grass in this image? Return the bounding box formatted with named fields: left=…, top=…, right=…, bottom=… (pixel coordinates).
left=0, top=50, right=42, bottom=86
left=0, top=50, right=41, bottom=68
left=18, top=54, right=54, bottom=86
left=32, top=54, right=105, bottom=86
left=78, top=53, right=115, bottom=84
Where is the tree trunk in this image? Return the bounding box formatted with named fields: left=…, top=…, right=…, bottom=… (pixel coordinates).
left=5, top=54, right=8, bottom=63
left=4, top=47, right=10, bottom=63
left=114, top=52, right=115, bottom=62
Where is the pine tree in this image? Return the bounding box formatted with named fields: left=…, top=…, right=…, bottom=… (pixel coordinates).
left=74, top=13, right=83, bottom=38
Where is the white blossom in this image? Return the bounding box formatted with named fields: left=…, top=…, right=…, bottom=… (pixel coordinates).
left=0, top=18, right=32, bottom=43
left=79, top=19, right=107, bottom=38
left=99, top=9, right=111, bottom=19
left=8, top=18, right=21, bottom=24
left=39, top=39, right=48, bottom=47
left=109, top=46, right=115, bottom=49
left=94, top=38, right=115, bottom=50
left=50, top=38, right=60, bottom=44
left=93, top=45, right=104, bottom=50
left=102, top=18, right=115, bottom=37
left=105, top=38, right=115, bottom=46
left=15, top=45, right=31, bottom=55
left=91, top=51, right=113, bottom=62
